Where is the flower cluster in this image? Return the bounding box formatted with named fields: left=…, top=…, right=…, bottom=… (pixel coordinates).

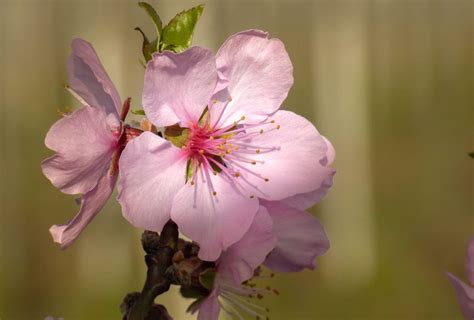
left=42, top=23, right=335, bottom=319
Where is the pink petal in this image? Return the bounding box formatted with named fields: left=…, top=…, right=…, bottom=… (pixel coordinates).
left=282, top=135, right=335, bottom=209
left=281, top=170, right=335, bottom=210
left=117, top=132, right=187, bottom=233
left=50, top=172, right=117, bottom=248
left=262, top=200, right=330, bottom=272
left=171, top=170, right=259, bottom=262
left=446, top=272, right=474, bottom=319
left=466, top=234, right=474, bottom=286
left=143, top=47, right=217, bottom=127
left=322, top=136, right=336, bottom=165
left=217, top=206, right=276, bottom=285
left=197, top=289, right=220, bottom=320
left=41, top=106, right=118, bottom=195
left=68, top=38, right=121, bottom=116
left=237, top=110, right=334, bottom=201
left=212, top=29, right=293, bottom=127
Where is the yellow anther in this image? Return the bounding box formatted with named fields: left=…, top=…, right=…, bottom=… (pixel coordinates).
left=276, top=125, right=281, bottom=130
left=199, top=150, right=204, bottom=155
left=234, top=172, right=240, bottom=177
left=241, top=115, right=246, bottom=121
left=271, top=120, right=275, bottom=123
left=259, top=129, right=264, bottom=134
left=226, top=149, right=231, bottom=154
left=212, top=99, right=218, bottom=104
left=213, top=171, right=217, bottom=176
left=209, top=136, right=214, bottom=140
left=227, top=96, right=233, bottom=102
left=190, top=181, right=195, bottom=186
left=256, top=149, right=261, bottom=154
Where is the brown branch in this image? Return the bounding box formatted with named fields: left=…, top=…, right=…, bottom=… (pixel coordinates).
left=123, top=220, right=178, bottom=320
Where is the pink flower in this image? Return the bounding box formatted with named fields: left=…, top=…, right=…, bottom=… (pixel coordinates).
left=42, top=39, right=133, bottom=248
left=118, top=29, right=335, bottom=261
left=447, top=235, right=474, bottom=319
left=192, top=207, right=276, bottom=320
left=194, top=204, right=330, bottom=319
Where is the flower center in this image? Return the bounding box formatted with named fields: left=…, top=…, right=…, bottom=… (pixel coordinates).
left=180, top=109, right=281, bottom=198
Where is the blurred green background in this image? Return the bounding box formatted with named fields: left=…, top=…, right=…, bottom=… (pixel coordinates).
left=0, top=0, right=472, bottom=319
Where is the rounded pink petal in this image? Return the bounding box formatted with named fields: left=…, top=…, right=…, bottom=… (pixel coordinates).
left=322, top=136, right=336, bottom=165
left=41, top=106, right=118, bottom=195
left=50, top=172, right=117, bottom=248
left=262, top=200, right=330, bottom=272
left=68, top=38, right=121, bottom=116
left=143, top=47, right=217, bottom=127
left=117, top=132, right=187, bottom=232
left=217, top=206, right=276, bottom=285
left=236, top=110, right=334, bottom=201
left=171, top=171, right=259, bottom=262
left=212, top=29, right=293, bottom=127
left=446, top=272, right=474, bottom=319
left=282, top=135, right=335, bottom=209
left=465, top=234, right=474, bottom=286
left=282, top=170, right=335, bottom=210
left=196, top=289, right=220, bottom=320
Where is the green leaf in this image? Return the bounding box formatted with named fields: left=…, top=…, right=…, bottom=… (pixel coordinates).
left=138, top=2, right=163, bottom=40
left=134, top=27, right=158, bottom=62
left=198, top=268, right=216, bottom=291
left=161, top=4, right=204, bottom=52
left=130, top=108, right=146, bottom=116
left=469, top=151, right=474, bottom=158
left=164, top=124, right=190, bottom=148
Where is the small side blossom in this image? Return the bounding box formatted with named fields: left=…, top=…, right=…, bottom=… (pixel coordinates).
left=192, top=207, right=277, bottom=320
left=192, top=201, right=329, bottom=319
left=447, top=235, right=474, bottom=319
left=41, top=39, right=136, bottom=248
left=118, top=29, right=335, bottom=261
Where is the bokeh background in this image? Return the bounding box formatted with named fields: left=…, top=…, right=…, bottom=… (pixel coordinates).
left=0, top=0, right=473, bottom=319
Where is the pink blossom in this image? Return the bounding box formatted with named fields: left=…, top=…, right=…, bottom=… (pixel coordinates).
left=192, top=207, right=276, bottom=320
left=118, top=29, right=335, bottom=261
left=42, top=39, right=130, bottom=248
left=192, top=201, right=330, bottom=319
left=447, top=235, right=474, bottom=319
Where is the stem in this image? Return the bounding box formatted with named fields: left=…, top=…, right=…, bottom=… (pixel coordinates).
left=126, top=220, right=178, bottom=320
